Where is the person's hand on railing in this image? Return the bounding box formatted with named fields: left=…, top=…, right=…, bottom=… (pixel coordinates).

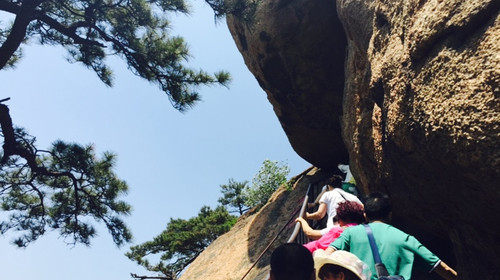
left=295, top=217, right=323, bottom=240
left=295, top=216, right=307, bottom=225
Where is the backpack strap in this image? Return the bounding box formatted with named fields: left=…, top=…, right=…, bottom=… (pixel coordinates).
left=364, top=224, right=382, bottom=263
left=364, top=224, right=391, bottom=277
left=335, top=188, right=348, bottom=201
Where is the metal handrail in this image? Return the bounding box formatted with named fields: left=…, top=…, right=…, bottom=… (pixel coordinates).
left=240, top=197, right=305, bottom=280
left=287, top=184, right=311, bottom=243
left=287, top=180, right=330, bottom=245
left=240, top=180, right=324, bottom=280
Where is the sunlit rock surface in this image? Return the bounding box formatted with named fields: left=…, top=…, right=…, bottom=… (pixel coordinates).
left=337, top=1, right=500, bottom=278
left=179, top=167, right=329, bottom=280
left=182, top=0, right=499, bottom=279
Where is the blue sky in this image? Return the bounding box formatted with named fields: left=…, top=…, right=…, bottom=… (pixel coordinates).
left=0, top=1, right=310, bottom=279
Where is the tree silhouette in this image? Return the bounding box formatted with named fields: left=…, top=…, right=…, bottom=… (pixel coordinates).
left=126, top=206, right=236, bottom=278
left=0, top=0, right=230, bottom=111
left=0, top=0, right=232, bottom=247
left=0, top=103, right=131, bottom=247
left=218, top=178, right=250, bottom=215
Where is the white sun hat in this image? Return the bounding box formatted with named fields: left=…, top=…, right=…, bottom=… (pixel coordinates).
left=313, top=249, right=371, bottom=280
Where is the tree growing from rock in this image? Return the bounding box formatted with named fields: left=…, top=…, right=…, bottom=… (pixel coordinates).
left=126, top=206, right=236, bottom=279
left=244, top=159, right=290, bottom=208
left=218, top=178, right=250, bottom=215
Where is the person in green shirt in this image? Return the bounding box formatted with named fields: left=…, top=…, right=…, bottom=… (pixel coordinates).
left=325, top=193, right=457, bottom=280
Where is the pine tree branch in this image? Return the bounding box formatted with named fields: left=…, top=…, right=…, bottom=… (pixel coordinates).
left=0, top=0, right=44, bottom=69
left=33, top=12, right=104, bottom=47
left=0, top=103, right=82, bottom=236
left=130, top=273, right=174, bottom=280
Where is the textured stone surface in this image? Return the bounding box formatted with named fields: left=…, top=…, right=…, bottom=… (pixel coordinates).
left=337, top=0, right=500, bottom=277
left=182, top=0, right=499, bottom=279
left=178, top=167, right=329, bottom=280
left=226, top=0, right=349, bottom=169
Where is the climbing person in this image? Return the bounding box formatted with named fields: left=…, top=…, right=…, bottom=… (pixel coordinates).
left=314, top=249, right=371, bottom=280
left=268, top=243, right=315, bottom=280
left=296, top=200, right=365, bottom=251
left=306, top=175, right=362, bottom=236
left=338, top=164, right=359, bottom=196
left=326, top=192, right=458, bottom=280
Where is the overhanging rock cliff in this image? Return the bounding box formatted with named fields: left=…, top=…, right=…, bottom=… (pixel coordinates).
left=225, top=0, right=350, bottom=169
left=222, top=0, right=499, bottom=278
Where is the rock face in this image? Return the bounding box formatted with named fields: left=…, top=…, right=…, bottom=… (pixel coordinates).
left=226, top=0, right=350, bottom=169
left=224, top=0, right=500, bottom=279
left=338, top=0, right=500, bottom=277
left=179, top=167, right=328, bottom=280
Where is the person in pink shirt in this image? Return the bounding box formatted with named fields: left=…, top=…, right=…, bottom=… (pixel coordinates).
left=296, top=200, right=365, bottom=253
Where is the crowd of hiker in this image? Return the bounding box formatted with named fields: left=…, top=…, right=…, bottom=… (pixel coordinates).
left=269, top=166, right=458, bottom=280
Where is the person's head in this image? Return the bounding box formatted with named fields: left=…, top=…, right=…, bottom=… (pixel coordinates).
left=318, top=264, right=359, bottom=280
left=269, top=243, right=315, bottom=280
left=335, top=201, right=365, bottom=225
left=326, top=175, right=343, bottom=190
left=363, top=192, right=392, bottom=222
left=314, top=250, right=370, bottom=280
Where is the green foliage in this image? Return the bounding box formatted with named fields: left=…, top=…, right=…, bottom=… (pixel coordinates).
left=244, top=159, right=290, bottom=209
left=0, top=0, right=235, bottom=249
left=126, top=206, right=236, bottom=277
left=0, top=128, right=132, bottom=247
left=204, top=0, right=258, bottom=22
left=218, top=178, right=249, bottom=215
left=0, top=0, right=231, bottom=111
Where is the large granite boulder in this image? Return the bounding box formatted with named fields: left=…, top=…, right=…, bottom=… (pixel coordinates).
left=226, top=0, right=350, bottom=169
left=337, top=0, right=500, bottom=277
left=226, top=0, right=500, bottom=278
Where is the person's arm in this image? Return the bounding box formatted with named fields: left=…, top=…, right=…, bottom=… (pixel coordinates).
left=325, top=228, right=349, bottom=254
left=295, top=217, right=323, bottom=240
left=324, top=246, right=336, bottom=254
left=433, top=261, right=458, bottom=280
left=308, top=187, right=328, bottom=208
left=306, top=202, right=327, bottom=220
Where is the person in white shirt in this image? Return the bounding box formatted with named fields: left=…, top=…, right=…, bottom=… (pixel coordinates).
left=306, top=175, right=363, bottom=237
